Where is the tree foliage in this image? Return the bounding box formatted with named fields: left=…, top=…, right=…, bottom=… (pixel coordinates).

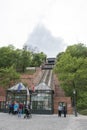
left=0, top=66, right=20, bottom=88
left=0, top=45, right=46, bottom=88
left=0, top=45, right=46, bottom=72
left=31, top=52, right=46, bottom=67
left=54, top=43, right=87, bottom=110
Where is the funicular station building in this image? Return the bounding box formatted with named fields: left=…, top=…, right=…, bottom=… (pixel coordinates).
left=5, top=58, right=73, bottom=114
left=31, top=58, right=73, bottom=114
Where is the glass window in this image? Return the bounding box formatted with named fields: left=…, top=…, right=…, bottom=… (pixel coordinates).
left=31, top=91, right=52, bottom=111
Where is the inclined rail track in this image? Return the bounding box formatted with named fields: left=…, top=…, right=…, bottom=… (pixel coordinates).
left=39, top=64, right=53, bottom=88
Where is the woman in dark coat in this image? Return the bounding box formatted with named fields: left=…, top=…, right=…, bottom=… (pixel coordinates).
left=63, top=105, right=67, bottom=117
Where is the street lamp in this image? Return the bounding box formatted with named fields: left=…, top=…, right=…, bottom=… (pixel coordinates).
left=73, top=89, right=77, bottom=117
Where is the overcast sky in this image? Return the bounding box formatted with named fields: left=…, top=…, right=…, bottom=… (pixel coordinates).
left=0, top=0, right=87, bottom=57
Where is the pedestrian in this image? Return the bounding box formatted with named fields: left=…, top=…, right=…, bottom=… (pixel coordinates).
left=18, top=102, right=23, bottom=117
left=13, top=101, right=19, bottom=115
left=24, top=104, right=32, bottom=119
left=63, top=105, right=67, bottom=117
left=8, top=102, right=13, bottom=114
left=58, top=104, right=62, bottom=117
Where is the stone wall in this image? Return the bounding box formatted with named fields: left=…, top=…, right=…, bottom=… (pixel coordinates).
left=53, top=96, right=73, bottom=114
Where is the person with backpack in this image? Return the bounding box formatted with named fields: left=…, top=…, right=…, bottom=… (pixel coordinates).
left=24, top=104, right=32, bottom=119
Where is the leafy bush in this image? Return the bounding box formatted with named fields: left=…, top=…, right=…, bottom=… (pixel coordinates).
left=78, top=109, right=87, bottom=115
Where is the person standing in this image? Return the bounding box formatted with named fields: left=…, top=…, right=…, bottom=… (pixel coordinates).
left=13, top=101, right=19, bottom=115
left=58, top=104, right=62, bottom=117
left=63, top=105, right=67, bottom=117
left=18, top=102, right=23, bottom=117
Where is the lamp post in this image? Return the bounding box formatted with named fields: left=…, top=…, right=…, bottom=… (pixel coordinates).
left=73, top=89, right=77, bottom=117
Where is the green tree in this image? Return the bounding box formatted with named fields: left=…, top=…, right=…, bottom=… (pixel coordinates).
left=0, top=45, right=32, bottom=72
left=0, top=45, right=16, bottom=68
left=31, top=52, right=46, bottom=67
left=0, top=66, right=20, bottom=88
left=66, top=43, right=87, bottom=58
left=54, top=43, right=87, bottom=110
left=16, top=49, right=32, bottom=72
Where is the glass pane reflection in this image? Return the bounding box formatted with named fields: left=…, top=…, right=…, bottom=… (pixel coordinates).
left=31, top=92, right=52, bottom=110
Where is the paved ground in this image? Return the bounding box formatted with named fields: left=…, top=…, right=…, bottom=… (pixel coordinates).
left=0, top=113, right=87, bottom=130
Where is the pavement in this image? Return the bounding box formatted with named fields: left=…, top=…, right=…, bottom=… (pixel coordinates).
left=0, top=113, right=87, bottom=130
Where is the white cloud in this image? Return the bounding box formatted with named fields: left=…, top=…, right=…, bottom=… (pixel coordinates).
left=25, top=24, right=66, bottom=57
left=0, top=0, right=87, bottom=55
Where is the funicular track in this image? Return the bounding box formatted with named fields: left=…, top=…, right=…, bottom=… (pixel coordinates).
left=39, top=66, right=53, bottom=88
left=38, top=58, right=55, bottom=88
